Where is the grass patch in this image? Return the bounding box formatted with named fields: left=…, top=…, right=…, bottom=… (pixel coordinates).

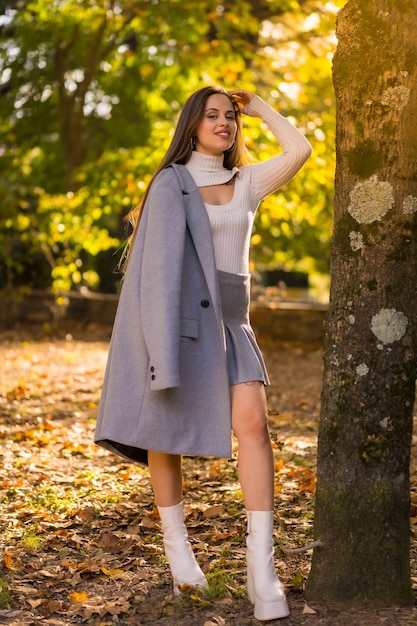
left=0, top=579, right=13, bottom=608
left=18, top=528, right=44, bottom=551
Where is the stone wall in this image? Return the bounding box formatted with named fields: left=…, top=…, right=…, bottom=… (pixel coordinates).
left=0, top=290, right=118, bottom=329
left=250, top=302, right=326, bottom=344
left=0, top=290, right=326, bottom=343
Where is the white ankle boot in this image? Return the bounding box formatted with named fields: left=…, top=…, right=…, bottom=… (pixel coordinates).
left=157, top=502, right=208, bottom=595
left=246, top=510, right=289, bottom=620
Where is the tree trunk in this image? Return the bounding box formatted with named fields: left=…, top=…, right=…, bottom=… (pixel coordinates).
left=306, top=0, right=417, bottom=607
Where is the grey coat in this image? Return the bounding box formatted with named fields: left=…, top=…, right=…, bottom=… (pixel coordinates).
left=94, top=164, right=232, bottom=465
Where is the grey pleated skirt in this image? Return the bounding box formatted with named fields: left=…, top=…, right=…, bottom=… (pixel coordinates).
left=218, top=270, right=270, bottom=386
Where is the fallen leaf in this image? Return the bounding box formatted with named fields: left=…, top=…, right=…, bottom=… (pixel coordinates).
left=275, top=458, right=285, bottom=470
left=76, top=505, right=96, bottom=522
left=203, top=504, right=224, bottom=518
left=205, top=616, right=225, bottom=625
left=69, top=591, right=89, bottom=604
left=0, top=610, right=21, bottom=624
left=100, top=566, right=124, bottom=577
left=46, top=600, right=64, bottom=612
left=27, top=598, right=45, bottom=609
left=4, top=551, right=16, bottom=570
left=303, top=603, right=317, bottom=614
left=140, top=515, right=159, bottom=528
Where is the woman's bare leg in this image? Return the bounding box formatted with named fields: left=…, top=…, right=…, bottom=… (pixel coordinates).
left=230, top=381, right=274, bottom=510
left=231, top=382, right=289, bottom=619
left=147, top=450, right=207, bottom=592
left=148, top=451, right=183, bottom=507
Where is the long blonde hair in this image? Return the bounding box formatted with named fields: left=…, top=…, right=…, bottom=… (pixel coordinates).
left=126, top=86, right=250, bottom=244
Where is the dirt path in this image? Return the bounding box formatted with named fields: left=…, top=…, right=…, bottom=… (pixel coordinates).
left=0, top=325, right=416, bottom=625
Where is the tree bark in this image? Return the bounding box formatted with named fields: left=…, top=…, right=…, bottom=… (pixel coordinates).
left=306, top=0, right=417, bottom=607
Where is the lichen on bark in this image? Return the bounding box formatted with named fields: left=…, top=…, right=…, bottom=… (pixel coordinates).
left=403, top=195, right=417, bottom=215
left=348, top=175, right=394, bottom=224
left=371, top=309, right=408, bottom=345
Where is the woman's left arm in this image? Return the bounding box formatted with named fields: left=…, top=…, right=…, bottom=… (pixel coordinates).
left=229, top=90, right=312, bottom=201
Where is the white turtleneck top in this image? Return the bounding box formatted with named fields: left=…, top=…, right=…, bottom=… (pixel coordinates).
left=185, top=95, right=312, bottom=275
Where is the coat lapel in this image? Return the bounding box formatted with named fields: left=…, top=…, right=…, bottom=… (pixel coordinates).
left=171, top=164, right=221, bottom=312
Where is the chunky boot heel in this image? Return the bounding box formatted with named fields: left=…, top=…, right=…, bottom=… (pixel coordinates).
left=158, top=502, right=208, bottom=595
left=246, top=510, right=289, bottom=621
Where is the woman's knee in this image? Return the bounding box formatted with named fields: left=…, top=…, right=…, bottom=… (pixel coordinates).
left=232, top=408, right=270, bottom=443
left=231, top=382, right=270, bottom=440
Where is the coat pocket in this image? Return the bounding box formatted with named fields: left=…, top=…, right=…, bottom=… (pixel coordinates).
left=180, top=317, right=198, bottom=339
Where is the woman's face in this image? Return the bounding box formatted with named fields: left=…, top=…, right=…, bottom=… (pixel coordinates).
left=194, top=94, right=237, bottom=156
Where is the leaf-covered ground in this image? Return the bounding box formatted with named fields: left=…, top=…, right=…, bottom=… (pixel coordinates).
left=0, top=324, right=416, bottom=626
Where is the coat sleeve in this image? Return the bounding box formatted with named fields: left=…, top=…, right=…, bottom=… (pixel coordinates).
left=139, top=169, right=186, bottom=390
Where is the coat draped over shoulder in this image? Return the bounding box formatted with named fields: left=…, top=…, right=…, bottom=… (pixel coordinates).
left=94, top=165, right=232, bottom=465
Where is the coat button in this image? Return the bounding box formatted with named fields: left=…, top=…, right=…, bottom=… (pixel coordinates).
left=200, top=299, right=210, bottom=308
left=151, top=374, right=155, bottom=381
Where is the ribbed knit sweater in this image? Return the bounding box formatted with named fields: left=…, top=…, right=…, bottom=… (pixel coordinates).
left=185, top=95, right=312, bottom=275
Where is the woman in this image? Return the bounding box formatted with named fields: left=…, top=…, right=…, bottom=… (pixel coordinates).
left=95, top=86, right=311, bottom=621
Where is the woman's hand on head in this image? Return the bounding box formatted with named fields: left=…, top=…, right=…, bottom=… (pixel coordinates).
left=228, top=89, right=256, bottom=115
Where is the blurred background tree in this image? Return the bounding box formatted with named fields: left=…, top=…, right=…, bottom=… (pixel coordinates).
left=0, top=0, right=343, bottom=294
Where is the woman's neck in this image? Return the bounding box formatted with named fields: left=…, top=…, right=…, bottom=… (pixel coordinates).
left=185, top=151, right=239, bottom=187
